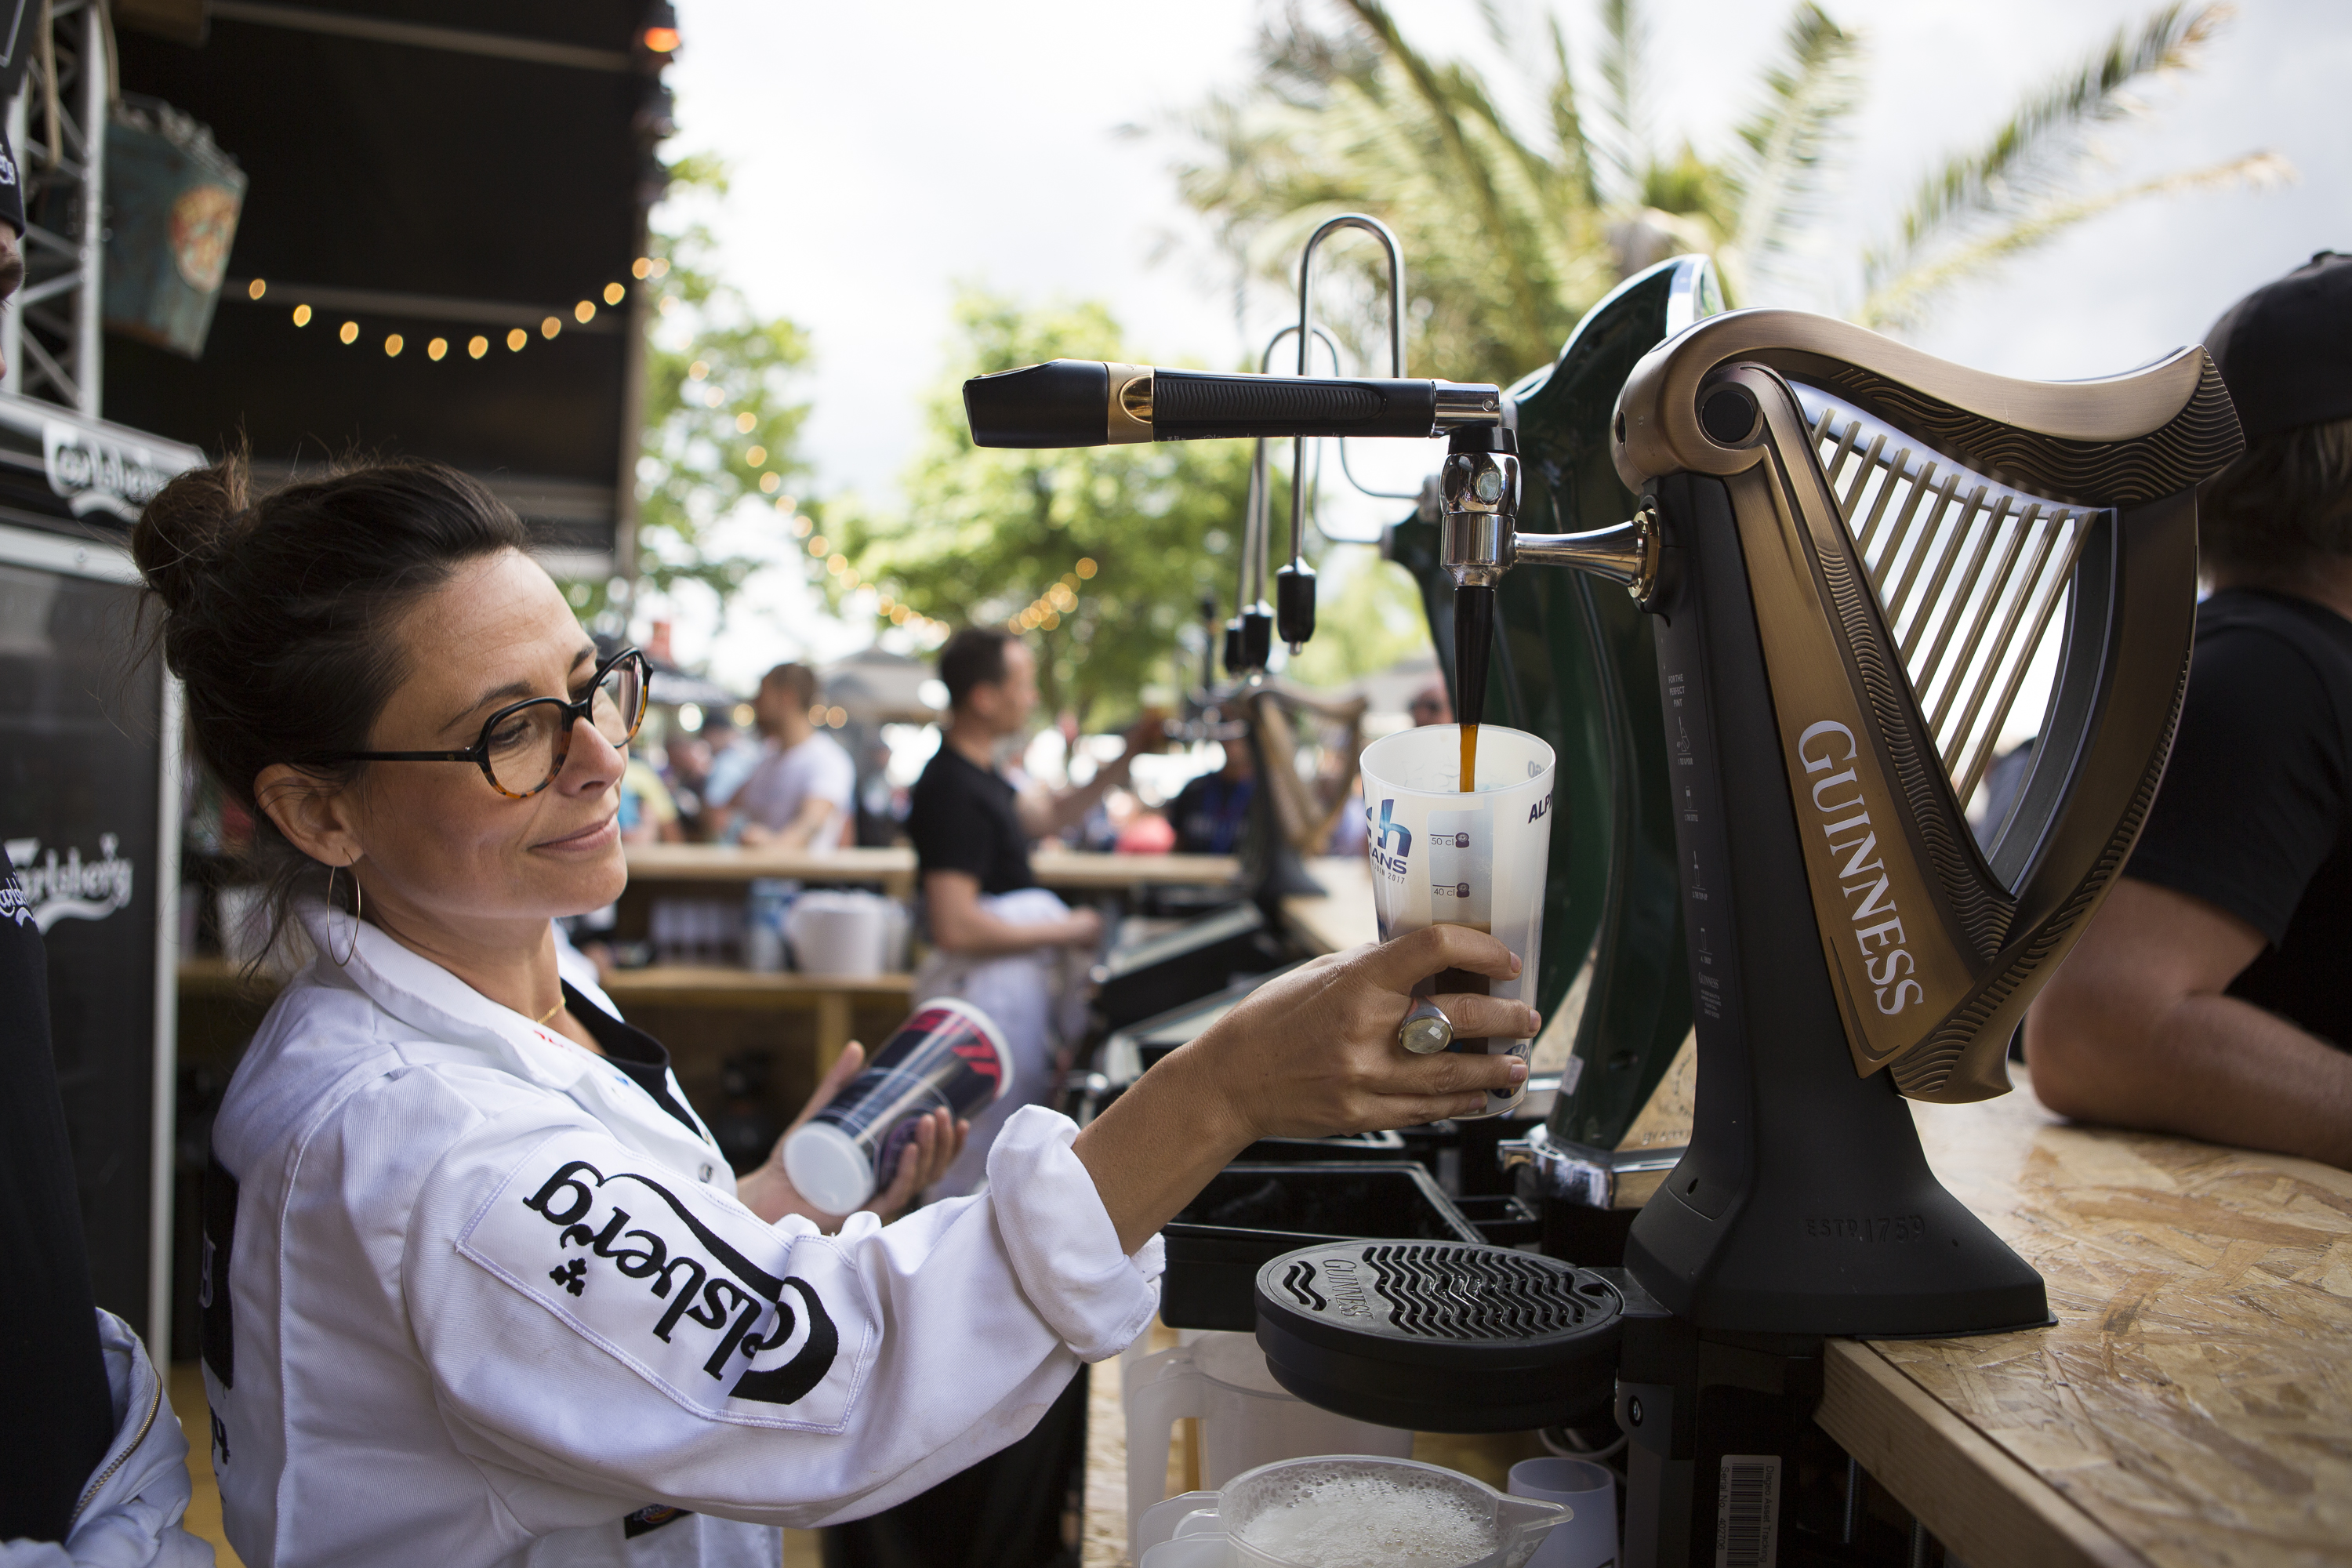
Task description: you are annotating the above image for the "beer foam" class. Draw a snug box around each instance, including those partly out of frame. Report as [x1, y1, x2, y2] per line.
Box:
[1234, 1470, 1498, 1567]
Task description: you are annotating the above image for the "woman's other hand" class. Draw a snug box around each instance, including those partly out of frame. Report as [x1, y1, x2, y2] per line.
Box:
[1073, 924, 1537, 1254]
[737, 1040, 969, 1229]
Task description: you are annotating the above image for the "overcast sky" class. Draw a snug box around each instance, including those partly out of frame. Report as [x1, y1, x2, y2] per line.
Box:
[657, 0, 2347, 686]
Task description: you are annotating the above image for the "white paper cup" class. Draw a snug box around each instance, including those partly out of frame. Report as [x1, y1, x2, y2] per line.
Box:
[1359, 723, 1555, 1117]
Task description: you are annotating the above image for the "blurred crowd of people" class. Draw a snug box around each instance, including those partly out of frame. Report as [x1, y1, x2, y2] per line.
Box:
[610, 645, 1458, 865]
[612, 658, 860, 851]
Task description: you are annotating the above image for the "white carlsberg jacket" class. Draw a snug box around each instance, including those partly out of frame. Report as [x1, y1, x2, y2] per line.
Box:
[199, 905, 1163, 1568]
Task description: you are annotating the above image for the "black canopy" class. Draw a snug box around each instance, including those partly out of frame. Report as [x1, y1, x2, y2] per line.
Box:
[103, 0, 673, 572]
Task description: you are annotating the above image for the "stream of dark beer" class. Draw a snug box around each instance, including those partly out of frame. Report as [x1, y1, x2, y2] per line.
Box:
[1454, 583, 1493, 791]
[1440, 584, 1497, 1029]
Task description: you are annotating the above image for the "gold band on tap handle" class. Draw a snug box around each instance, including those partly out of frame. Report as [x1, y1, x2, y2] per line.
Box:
[1610, 309, 2243, 1102]
[1105, 363, 1152, 443]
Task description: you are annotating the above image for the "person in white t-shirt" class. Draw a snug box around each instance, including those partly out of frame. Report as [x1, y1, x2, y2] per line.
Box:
[715, 663, 855, 849]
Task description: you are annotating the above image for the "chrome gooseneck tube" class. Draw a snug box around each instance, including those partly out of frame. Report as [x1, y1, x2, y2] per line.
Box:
[1231, 324, 1339, 676]
[1282, 214, 1410, 651]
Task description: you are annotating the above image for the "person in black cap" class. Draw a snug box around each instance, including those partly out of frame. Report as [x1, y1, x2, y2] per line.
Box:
[2030, 252, 2352, 1168]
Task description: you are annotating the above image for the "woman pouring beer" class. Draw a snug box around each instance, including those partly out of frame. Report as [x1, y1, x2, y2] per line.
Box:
[141, 458, 1536, 1568]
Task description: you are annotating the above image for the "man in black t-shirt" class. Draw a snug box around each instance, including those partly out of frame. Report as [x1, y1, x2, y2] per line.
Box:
[908, 627, 1160, 949]
[2029, 253, 2352, 1169]
[905, 629, 1156, 1193]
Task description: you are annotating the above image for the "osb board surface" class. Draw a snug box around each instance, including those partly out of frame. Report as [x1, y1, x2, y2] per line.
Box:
[1883, 1074, 2352, 1567]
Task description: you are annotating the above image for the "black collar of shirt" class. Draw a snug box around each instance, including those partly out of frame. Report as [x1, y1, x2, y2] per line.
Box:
[561, 981, 702, 1138]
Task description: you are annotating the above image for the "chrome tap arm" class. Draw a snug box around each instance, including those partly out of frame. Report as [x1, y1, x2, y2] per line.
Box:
[1515, 506, 1661, 601]
[1438, 434, 1661, 604]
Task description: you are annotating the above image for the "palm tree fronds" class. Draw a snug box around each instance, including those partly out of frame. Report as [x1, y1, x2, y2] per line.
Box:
[1857, 148, 2292, 333]
[1595, 0, 1650, 205]
[1339, 0, 1553, 339]
[1546, 13, 1600, 210]
[1155, 0, 2279, 389]
[1866, 3, 2230, 292]
[1721, 2, 1866, 296]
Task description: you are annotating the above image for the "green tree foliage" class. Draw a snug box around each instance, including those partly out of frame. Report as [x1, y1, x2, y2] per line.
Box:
[568, 154, 815, 626]
[1165, 0, 2281, 387]
[823, 291, 1259, 728]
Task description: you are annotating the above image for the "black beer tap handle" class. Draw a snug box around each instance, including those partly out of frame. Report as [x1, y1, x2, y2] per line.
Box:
[1151, 371, 1439, 441]
[964, 360, 1504, 448]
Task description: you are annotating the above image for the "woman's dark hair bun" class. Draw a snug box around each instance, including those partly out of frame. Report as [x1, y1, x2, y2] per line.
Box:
[132, 452, 252, 613]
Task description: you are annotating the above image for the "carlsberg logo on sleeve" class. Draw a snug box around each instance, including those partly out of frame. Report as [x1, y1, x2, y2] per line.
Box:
[459, 1132, 873, 1431]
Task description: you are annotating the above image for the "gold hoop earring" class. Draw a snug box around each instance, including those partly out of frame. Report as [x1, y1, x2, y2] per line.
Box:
[327, 860, 362, 967]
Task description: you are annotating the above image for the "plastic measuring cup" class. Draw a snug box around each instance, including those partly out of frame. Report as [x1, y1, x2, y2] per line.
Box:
[1136, 1453, 1568, 1568]
[1124, 1333, 1413, 1552]
[1358, 723, 1556, 1117]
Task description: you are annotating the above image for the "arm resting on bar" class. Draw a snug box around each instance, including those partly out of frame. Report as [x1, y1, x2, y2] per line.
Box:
[2024, 878, 2352, 1169]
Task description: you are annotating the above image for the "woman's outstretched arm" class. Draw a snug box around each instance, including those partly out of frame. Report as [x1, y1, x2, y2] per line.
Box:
[1074, 925, 1537, 1254]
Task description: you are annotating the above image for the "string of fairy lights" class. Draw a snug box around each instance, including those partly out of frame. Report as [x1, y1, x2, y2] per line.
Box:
[1007, 561, 1098, 633]
[244, 256, 1105, 648]
[244, 255, 674, 363]
[782, 509, 1102, 647]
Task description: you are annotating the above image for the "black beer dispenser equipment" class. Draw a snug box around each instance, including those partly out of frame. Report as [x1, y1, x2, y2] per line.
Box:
[965, 277, 2241, 1562]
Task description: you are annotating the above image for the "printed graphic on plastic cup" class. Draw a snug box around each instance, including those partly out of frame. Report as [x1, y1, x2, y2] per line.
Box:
[782, 997, 1012, 1213]
[1360, 723, 1555, 1117]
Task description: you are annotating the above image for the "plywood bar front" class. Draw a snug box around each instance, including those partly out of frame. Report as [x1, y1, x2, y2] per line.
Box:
[1029, 848, 1240, 891]
[599, 967, 916, 1076]
[623, 843, 920, 898]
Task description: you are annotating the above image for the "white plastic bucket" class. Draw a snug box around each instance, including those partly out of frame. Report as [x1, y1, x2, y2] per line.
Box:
[1137, 1453, 1569, 1568]
[1123, 1333, 1412, 1553]
[786, 890, 904, 976]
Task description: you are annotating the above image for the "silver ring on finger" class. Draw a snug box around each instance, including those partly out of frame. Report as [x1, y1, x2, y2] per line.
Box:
[1398, 998, 1454, 1055]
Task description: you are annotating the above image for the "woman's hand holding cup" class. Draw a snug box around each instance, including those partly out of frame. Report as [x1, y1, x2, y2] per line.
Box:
[1073, 925, 1537, 1255]
[1187, 924, 1538, 1142]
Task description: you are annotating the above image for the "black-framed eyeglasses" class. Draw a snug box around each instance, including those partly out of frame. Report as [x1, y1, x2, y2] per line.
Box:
[308, 648, 651, 800]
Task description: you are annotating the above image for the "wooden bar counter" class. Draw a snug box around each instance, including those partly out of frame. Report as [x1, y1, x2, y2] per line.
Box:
[1279, 855, 1380, 954]
[1277, 855, 2349, 1567]
[1833, 1082, 2351, 1568]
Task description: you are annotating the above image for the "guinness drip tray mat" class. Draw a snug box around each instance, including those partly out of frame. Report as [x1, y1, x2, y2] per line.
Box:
[1160, 1162, 1481, 1332]
[1254, 1240, 1624, 1432]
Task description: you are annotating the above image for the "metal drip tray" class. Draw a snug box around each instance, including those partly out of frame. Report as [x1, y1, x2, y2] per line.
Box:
[1254, 1240, 1624, 1432]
